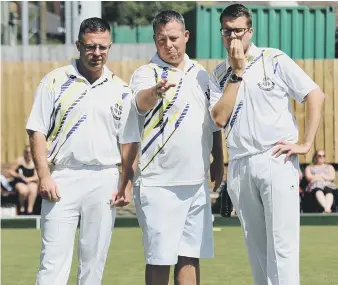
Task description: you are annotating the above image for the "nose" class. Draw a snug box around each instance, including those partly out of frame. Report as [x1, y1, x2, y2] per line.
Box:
[93, 46, 101, 56]
[165, 39, 173, 49]
[229, 31, 237, 39]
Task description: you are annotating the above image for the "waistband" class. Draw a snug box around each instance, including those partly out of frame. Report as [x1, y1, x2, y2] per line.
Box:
[50, 164, 118, 171]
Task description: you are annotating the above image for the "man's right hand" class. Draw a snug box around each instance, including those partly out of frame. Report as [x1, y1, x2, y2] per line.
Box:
[228, 39, 245, 75]
[152, 79, 176, 99]
[39, 176, 61, 201]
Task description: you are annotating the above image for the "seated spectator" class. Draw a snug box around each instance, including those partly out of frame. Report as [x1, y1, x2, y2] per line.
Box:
[7, 145, 38, 215]
[305, 150, 336, 213]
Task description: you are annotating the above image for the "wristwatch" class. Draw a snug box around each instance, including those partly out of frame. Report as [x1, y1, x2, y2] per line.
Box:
[229, 73, 243, 83]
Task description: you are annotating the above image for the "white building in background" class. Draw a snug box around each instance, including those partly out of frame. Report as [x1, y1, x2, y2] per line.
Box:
[268, 1, 299, 6]
[69, 1, 102, 43]
[78, 1, 102, 23]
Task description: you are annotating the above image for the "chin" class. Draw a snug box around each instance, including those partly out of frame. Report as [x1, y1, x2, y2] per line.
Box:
[88, 64, 103, 72]
[168, 55, 181, 63]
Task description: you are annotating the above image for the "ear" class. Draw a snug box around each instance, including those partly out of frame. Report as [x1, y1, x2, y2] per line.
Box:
[184, 30, 190, 43]
[153, 34, 156, 43]
[248, 28, 254, 41]
[76, 40, 80, 52]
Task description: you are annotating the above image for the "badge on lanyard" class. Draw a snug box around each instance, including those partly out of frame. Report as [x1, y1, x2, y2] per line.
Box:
[257, 53, 275, 91]
[257, 77, 275, 91]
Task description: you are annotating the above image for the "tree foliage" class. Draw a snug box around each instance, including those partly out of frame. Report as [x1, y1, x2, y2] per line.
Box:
[102, 1, 196, 26]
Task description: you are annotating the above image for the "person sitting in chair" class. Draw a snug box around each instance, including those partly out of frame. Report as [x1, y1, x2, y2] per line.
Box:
[305, 150, 336, 213]
[7, 145, 38, 215]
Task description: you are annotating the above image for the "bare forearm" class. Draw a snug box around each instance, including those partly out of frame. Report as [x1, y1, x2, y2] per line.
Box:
[28, 131, 50, 180]
[321, 175, 334, 181]
[211, 81, 241, 128]
[303, 88, 325, 148]
[212, 131, 224, 162]
[26, 176, 39, 183]
[136, 87, 159, 112]
[322, 169, 335, 181]
[8, 170, 20, 178]
[120, 143, 139, 189]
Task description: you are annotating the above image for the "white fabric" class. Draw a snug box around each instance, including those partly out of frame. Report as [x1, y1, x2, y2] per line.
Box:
[130, 53, 218, 187]
[26, 60, 140, 167]
[209, 44, 318, 161]
[36, 165, 119, 285]
[133, 180, 214, 265]
[227, 149, 300, 285]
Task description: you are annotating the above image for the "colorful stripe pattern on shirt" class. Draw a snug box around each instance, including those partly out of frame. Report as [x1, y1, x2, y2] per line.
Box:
[140, 63, 194, 171]
[47, 75, 110, 163]
[223, 51, 265, 135]
[49, 114, 87, 162]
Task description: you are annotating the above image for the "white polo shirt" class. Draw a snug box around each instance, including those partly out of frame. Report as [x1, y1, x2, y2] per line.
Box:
[130, 53, 218, 186]
[26, 60, 140, 167]
[209, 44, 318, 161]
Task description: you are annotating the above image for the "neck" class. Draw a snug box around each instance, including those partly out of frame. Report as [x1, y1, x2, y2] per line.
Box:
[160, 54, 185, 71]
[244, 43, 251, 56]
[174, 60, 185, 71]
[76, 59, 103, 84]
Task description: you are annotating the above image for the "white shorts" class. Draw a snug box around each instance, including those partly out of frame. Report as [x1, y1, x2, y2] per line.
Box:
[133, 180, 214, 265]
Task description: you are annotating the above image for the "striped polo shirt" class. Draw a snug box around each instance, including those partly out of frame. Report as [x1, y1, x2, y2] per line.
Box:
[26, 60, 140, 166]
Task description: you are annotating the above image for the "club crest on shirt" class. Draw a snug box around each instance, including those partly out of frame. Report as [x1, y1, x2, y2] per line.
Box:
[110, 103, 122, 121]
[257, 77, 275, 91]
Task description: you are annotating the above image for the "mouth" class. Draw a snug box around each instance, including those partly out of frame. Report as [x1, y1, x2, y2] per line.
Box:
[89, 58, 102, 65]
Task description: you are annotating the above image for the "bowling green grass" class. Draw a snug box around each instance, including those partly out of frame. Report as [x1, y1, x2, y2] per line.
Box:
[2, 226, 338, 285]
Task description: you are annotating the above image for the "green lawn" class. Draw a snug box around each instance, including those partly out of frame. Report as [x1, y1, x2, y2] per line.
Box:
[2, 226, 338, 285]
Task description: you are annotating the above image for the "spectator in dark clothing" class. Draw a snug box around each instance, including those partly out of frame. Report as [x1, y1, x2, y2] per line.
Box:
[7, 145, 38, 215]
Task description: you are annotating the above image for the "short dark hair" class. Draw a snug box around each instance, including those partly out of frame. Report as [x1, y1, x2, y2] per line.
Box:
[78, 17, 111, 40]
[152, 10, 185, 33]
[219, 4, 252, 28]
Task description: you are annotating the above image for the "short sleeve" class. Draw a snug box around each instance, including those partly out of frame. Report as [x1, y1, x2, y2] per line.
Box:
[209, 71, 223, 112]
[196, 68, 221, 132]
[129, 65, 158, 116]
[276, 53, 318, 103]
[26, 77, 55, 136]
[129, 65, 157, 97]
[118, 89, 141, 144]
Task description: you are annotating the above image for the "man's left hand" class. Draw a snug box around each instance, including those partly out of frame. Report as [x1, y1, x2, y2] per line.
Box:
[111, 187, 131, 207]
[210, 159, 224, 192]
[272, 140, 311, 163]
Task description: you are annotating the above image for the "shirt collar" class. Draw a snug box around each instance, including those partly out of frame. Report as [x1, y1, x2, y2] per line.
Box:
[150, 53, 194, 72]
[66, 59, 111, 81]
[245, 43, 261, 62]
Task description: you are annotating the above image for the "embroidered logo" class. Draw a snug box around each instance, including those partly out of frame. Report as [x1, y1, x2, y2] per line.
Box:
[257, 77, 275, 91]
[110, 103, 122, 121]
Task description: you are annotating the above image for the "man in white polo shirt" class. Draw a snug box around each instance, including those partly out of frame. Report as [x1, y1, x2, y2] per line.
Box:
[26, 18, 140, 285]
[130, 10, 224, 285]
[209, 4, 325, 285]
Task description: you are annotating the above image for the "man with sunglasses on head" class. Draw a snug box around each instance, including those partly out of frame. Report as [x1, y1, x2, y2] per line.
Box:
[209, 4, 325, 285]
[26, 17, 140, 285]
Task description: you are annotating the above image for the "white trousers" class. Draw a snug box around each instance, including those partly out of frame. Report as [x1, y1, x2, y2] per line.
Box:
[36, 165, 118, 285]
[227, 150, 300, 285]
[133, 180, 214, 265]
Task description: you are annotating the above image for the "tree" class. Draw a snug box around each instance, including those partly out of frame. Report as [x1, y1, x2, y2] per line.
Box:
[102, 2, 196, 26]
